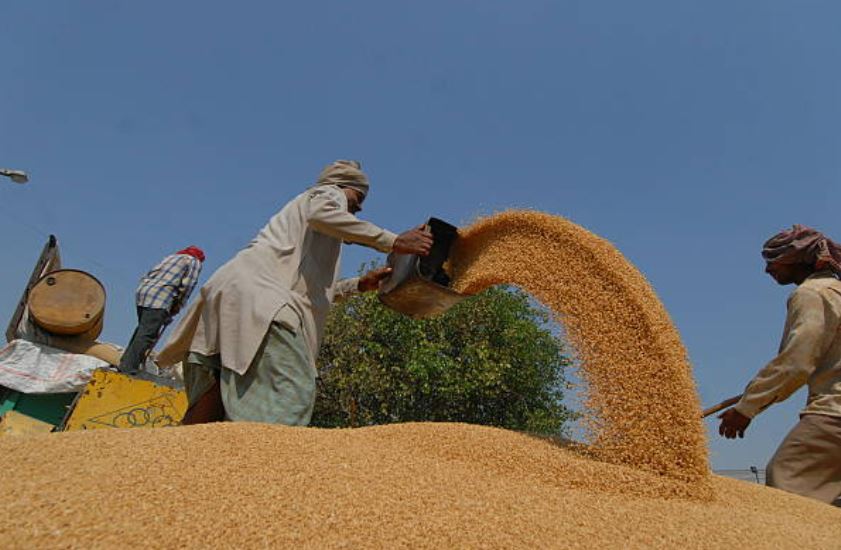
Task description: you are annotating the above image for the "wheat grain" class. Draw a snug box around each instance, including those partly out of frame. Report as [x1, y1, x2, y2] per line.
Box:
[449, 211, 708, 488]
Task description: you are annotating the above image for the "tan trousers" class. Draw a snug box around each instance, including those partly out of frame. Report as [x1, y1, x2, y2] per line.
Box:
[766, 413, 841, 505]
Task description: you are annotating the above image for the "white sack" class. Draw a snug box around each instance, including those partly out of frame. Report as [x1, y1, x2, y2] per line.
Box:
[0, 339, 109, 394]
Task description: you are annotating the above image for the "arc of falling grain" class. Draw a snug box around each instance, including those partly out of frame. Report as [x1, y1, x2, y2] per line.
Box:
[449, 211, 710, 484]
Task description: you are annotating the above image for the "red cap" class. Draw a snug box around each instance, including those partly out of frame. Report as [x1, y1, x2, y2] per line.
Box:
[177, 246, 205, 262]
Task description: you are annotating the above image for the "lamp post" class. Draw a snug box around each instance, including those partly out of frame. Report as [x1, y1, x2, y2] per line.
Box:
[0, 168, 29, 184]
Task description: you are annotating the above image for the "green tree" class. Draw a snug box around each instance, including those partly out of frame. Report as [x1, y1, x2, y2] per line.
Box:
[312, 271, 575, 437]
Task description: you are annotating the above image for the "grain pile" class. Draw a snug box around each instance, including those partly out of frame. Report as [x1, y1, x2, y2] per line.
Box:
[2, 422, 840, 548]
[449, 211, 709, 486]
[6, 209, 840, 548]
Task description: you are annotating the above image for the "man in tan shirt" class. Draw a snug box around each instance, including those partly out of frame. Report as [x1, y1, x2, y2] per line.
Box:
[157, 160, 432, 425]
[719, 224, 841, 504]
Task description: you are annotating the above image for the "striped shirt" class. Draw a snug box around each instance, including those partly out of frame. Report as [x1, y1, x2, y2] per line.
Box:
[136, 254, 202, 311]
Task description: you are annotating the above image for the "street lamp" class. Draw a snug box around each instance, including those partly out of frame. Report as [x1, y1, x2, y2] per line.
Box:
[0, 168, 29, 184]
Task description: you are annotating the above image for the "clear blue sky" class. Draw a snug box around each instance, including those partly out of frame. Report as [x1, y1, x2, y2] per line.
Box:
[2, 2, 839, 470]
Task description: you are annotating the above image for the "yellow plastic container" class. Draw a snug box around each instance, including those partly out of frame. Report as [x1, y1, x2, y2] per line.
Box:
[0, 410, 54, 436]
[62, 369, 187, 431]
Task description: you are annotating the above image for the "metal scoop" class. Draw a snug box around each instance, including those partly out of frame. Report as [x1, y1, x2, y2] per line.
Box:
[378, 217, 468, 319]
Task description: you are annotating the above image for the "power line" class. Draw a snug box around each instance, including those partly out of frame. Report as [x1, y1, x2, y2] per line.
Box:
[0, 201, 138, 295]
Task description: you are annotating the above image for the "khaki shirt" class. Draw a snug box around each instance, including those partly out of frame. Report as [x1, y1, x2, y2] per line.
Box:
[157, 185, 397, 375]
[735, 271, 841, 419]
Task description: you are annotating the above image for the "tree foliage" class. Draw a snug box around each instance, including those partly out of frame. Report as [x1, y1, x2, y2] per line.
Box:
[312, 272, 575, 437]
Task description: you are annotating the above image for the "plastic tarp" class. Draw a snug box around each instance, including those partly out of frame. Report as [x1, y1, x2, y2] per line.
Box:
[0, 339, 109, 394]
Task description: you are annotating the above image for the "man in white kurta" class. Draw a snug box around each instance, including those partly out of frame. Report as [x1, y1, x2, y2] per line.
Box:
[719, 225, 841, 505]
[157, 160, 432, 424]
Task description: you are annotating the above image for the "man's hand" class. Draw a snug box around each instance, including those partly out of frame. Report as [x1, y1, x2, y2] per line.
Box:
[358, 267, 393, 292]
[393, 225, 433, 256]
[718, 408, 751, 439]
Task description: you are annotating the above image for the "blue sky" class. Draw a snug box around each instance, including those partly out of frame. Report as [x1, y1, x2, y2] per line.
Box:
[2, 2, 839, 470]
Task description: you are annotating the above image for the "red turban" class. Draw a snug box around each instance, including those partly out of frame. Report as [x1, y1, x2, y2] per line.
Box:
[762, 225, 841, 277]
[177, 246, 206, 262]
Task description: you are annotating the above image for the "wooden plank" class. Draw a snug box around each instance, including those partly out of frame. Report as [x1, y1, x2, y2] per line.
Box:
[5, 235, 61, 343]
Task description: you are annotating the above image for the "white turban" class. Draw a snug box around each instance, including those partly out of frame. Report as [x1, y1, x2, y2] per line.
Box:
[315, 160, 369, 199]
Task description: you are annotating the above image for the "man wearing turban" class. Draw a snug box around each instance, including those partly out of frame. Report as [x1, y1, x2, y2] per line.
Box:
[157, 161, 432, 426]
[719, 224, 841, 505]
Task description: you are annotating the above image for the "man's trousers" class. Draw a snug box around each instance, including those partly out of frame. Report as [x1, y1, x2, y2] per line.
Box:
[766, 413, 841, 505]
[182, 320, 315, 426]
[119, 306, 170, 373]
